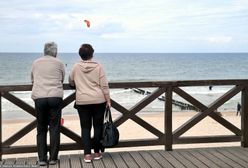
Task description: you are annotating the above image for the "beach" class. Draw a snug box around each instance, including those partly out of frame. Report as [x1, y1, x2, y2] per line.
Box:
[1, 111, 241, 159]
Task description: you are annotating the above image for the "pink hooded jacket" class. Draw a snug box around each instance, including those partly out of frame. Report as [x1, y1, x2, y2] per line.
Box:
[69, 61, 110, 105]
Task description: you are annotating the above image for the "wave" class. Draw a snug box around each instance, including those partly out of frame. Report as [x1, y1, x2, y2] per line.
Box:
[179, 86, 233, 95]
[111, 88, 132, 94]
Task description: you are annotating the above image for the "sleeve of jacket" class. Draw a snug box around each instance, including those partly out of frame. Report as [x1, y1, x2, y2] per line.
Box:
[61, 62, 66, 83]
[99, 64, 110, 103]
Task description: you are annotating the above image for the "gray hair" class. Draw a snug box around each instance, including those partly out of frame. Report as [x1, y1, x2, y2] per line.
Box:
[44, 42, 57, 57]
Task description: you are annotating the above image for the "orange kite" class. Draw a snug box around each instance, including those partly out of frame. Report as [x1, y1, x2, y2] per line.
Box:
[84, 20, 90, 28]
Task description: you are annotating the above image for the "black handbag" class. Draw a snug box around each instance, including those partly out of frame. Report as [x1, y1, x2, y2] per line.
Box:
[100, 107, 119, 147]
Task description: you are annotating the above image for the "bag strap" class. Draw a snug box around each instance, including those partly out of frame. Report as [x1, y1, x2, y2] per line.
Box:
[104, 107, 113, 123]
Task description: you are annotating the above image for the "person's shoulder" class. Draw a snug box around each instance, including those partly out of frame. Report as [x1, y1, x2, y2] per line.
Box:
[32, 56, 45, 64]
[55, 58, 64, 64]
[48, 57, 64, 65]
[73, 61, 81, 67]
[91, 60, 102, 67]
[89, 61, 103, 71]
[71, 62, 82, 70]
[97, 62, 105, 69]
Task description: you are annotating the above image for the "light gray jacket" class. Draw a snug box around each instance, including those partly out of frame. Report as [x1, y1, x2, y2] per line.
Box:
[31, 55, 65, 99]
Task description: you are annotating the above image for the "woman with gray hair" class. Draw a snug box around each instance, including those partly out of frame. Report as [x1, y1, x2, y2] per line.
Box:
[31, 42, 65, 166]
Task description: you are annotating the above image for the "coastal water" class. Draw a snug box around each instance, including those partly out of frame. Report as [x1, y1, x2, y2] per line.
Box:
[0, 53, 247, 119]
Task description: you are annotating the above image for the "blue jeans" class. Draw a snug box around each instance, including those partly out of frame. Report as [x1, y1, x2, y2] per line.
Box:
[77, 102, 106, 155]
[34, 97, 62, 161]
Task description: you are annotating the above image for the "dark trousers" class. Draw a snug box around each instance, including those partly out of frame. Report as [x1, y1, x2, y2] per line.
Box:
[34, 97, 62, 161]
[77, 102, 106, 155]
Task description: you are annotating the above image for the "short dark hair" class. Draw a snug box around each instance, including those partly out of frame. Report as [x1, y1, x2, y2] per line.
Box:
[78, 44, 94, 60]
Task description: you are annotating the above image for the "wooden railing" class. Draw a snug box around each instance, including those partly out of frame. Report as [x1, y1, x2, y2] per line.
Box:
[0, 79, 248, 159]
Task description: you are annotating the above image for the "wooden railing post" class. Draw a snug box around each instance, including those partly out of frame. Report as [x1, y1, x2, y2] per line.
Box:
[0, 92, 2, 160]
[241, 85, 248, 147]
[164, 86, 173, 151]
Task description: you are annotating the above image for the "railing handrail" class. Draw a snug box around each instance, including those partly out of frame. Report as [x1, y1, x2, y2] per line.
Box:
[1, 79, 248, 91]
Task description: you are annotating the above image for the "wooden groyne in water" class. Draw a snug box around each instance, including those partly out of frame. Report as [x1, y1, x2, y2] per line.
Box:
[132, 88, 199, 111]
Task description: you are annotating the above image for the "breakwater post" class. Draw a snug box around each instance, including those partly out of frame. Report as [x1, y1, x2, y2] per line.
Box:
[132, 88, 199, 111]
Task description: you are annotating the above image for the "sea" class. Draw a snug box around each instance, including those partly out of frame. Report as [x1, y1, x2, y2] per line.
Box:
[0, 53, 247, 120]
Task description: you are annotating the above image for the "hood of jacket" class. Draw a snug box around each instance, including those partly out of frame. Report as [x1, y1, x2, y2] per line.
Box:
[78, 61, 99, 73]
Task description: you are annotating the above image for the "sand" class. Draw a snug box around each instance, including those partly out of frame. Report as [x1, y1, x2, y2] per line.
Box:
[1, 111, 241, 159]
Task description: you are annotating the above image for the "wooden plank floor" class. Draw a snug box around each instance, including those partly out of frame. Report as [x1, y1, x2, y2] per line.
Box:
[1, 147, 248, 168]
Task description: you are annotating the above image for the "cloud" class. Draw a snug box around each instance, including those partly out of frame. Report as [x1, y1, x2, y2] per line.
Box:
[207, 36, 232, 44]
[0, 0, 247, 52]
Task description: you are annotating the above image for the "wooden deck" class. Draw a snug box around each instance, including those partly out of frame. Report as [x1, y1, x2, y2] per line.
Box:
[1, 147, 248, 168]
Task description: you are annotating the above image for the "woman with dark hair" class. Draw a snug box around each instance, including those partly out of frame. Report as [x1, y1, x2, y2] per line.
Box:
[31, 42, 65, 166]
[69, 44, 111, 163]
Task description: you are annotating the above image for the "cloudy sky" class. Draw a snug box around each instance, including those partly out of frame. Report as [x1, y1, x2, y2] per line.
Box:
[0, 0, 247, 53]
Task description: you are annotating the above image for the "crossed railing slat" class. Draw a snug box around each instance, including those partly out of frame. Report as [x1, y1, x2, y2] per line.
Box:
[173, 85, 242, 138]
[1, 92, 81, 147]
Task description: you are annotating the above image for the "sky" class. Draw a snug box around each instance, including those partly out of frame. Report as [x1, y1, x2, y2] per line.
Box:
[0, 0, 248, 53]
